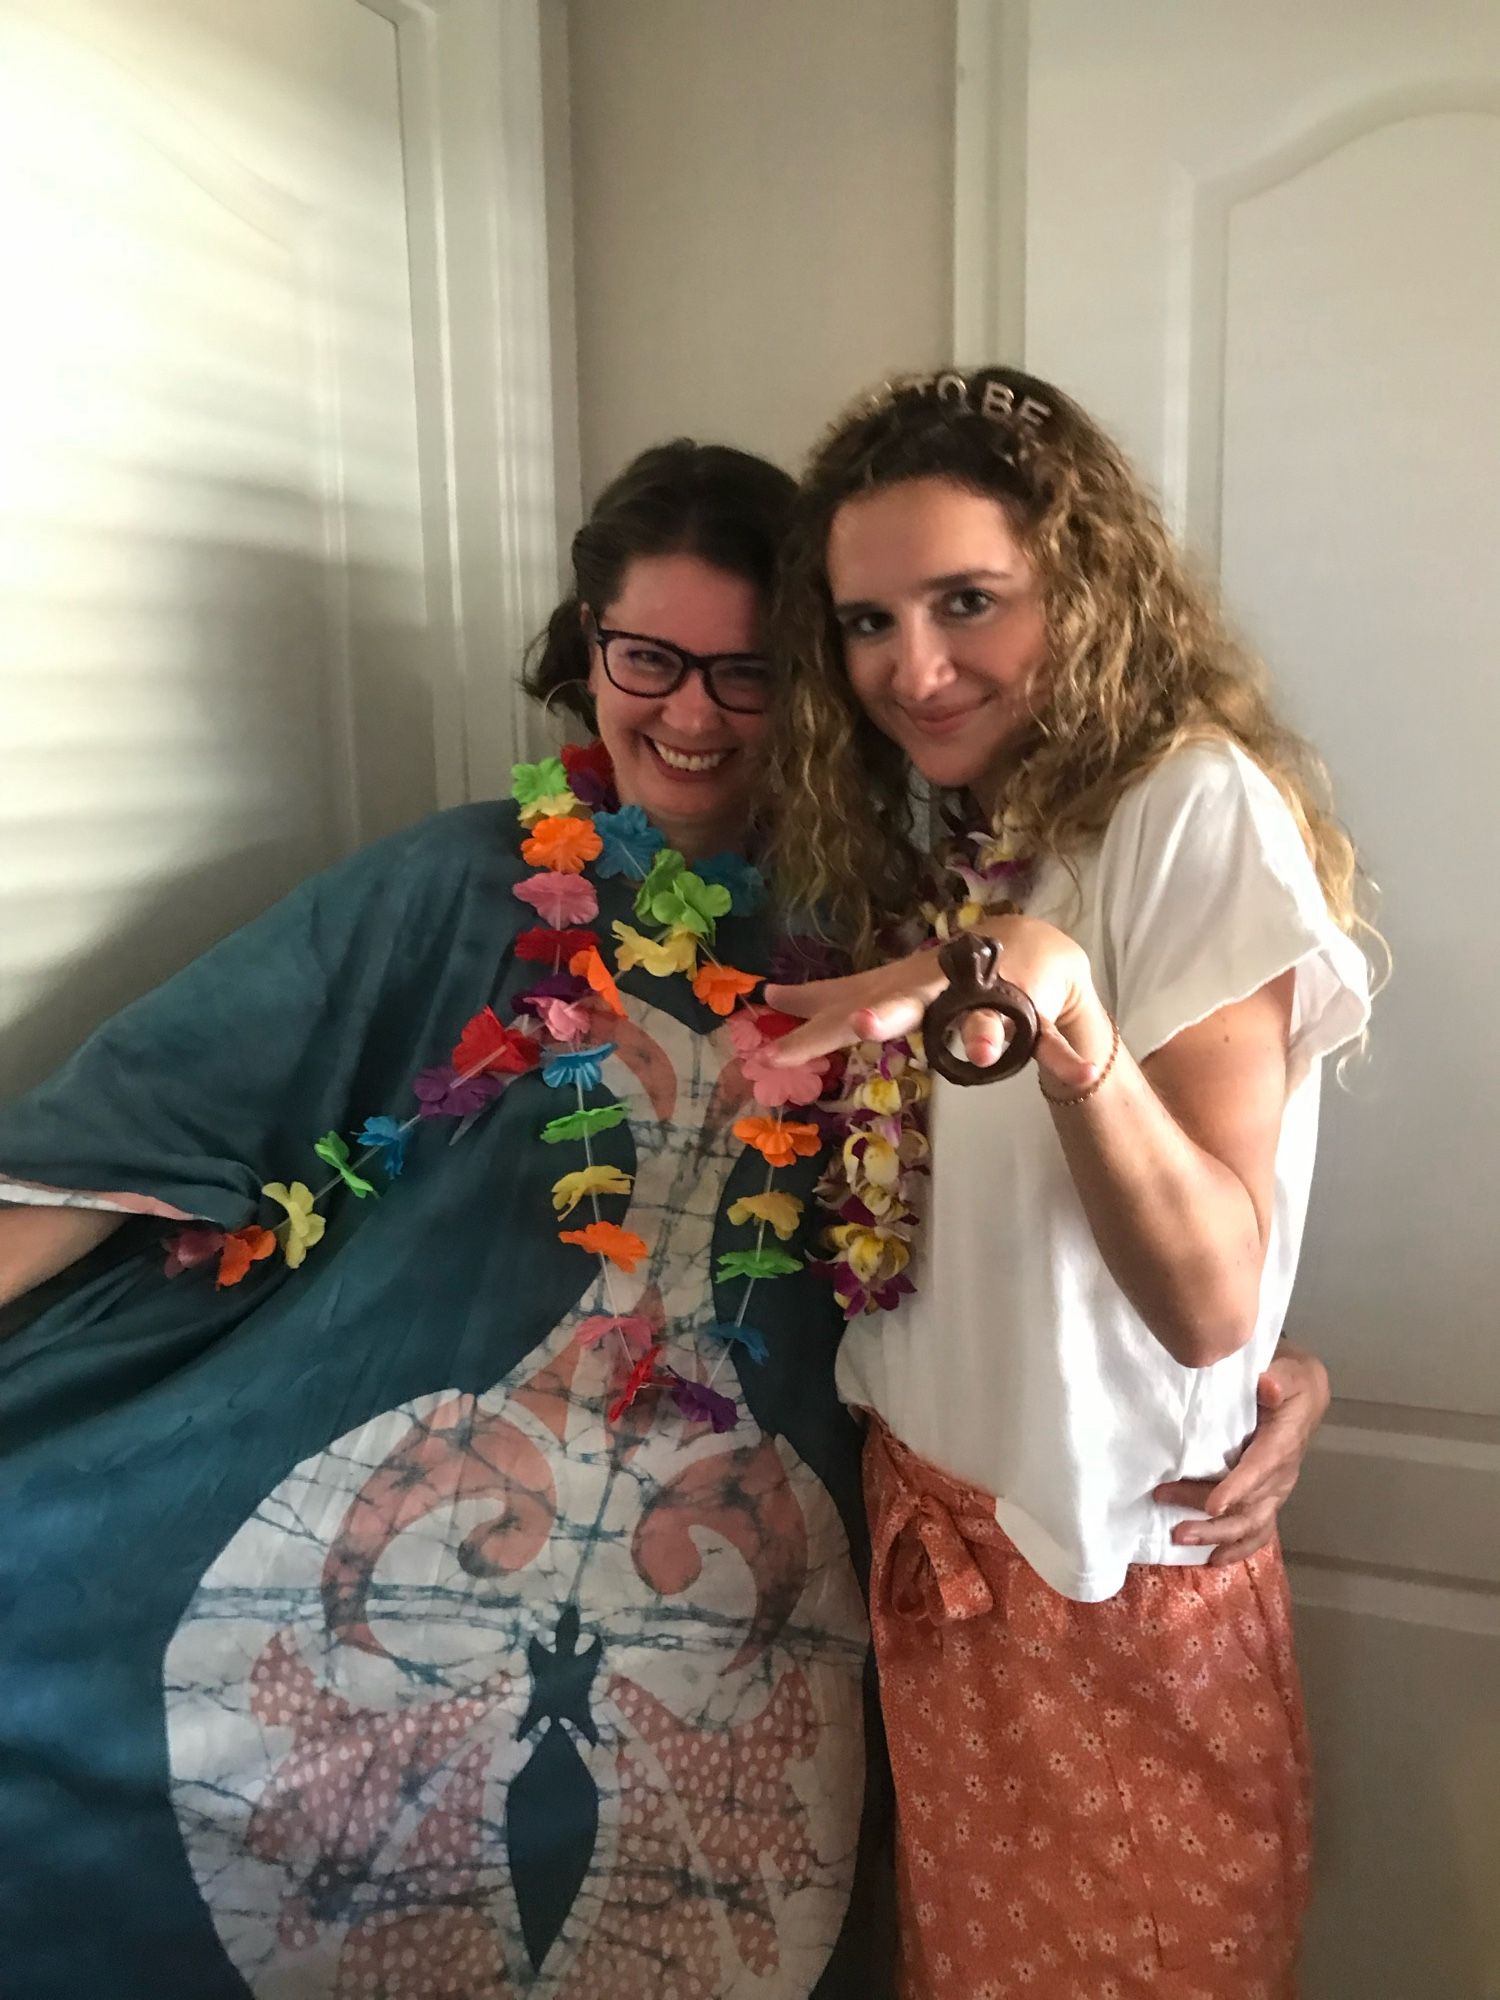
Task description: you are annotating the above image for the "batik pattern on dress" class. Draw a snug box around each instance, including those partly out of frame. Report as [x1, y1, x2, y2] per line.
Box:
[166, 997, 869, 1997]
[0, 803, 887, 2000]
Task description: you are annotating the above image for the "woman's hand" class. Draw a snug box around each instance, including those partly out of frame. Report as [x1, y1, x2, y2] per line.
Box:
[762, 915, 1109, 1095]
[1153, 1341, 1330, 1563]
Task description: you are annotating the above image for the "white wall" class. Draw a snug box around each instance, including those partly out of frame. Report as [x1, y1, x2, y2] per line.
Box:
[565, 0, 957, 493]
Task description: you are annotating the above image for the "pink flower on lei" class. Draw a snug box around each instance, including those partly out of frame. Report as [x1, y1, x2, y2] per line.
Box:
[513, 871, 599, 928]
[537, 995, 593, 1044]
[728, 1006, 827, 1108]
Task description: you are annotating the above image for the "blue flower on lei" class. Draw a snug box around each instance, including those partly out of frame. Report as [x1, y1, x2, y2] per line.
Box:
[695, 851, 765, 916]
[704, 1319, 769, 1365]
[592, 804, 664, 880]
[542, 1042, 617, 1091]
[356, 1114, 410, 1175]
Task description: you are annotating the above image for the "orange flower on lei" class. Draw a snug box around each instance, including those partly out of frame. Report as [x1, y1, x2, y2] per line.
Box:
[732, 1116, 821, 1169]
[216, 1225, 277, 1288]
[570, 944, 624, 1016]
[692, 962, 759, 1016]
[522, 814, 603, 875]
[557, 1220, 649, 1272]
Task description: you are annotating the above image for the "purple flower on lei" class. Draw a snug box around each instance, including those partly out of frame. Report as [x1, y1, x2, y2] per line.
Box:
[413, 1065, 504, 1120]
[816, 1260, 917, 1317]
[568, 765, 615, 809]
[669, 1374, 739, 1433]
[513, 970, 590, 1018]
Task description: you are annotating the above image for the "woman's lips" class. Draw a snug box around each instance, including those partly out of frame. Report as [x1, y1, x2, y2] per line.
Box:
[643, 735, 735, 776]
[897, 703, 986, 738]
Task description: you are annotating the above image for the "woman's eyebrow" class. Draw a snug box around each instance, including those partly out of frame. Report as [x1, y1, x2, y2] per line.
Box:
[833, 567, 1020, 615]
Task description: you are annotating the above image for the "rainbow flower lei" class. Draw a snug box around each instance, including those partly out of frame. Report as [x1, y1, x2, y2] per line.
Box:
[160, 741, 830, 1439]
[813, 820, 1034, 1319]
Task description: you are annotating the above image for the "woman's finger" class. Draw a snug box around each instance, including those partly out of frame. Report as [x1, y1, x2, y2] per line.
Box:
[1152, 1477, 1217, 1514]
[1032, 1014, 1099, 1094]
[1207, 1526, 1278, 1566]
[763, 1012, 865, 1064]
[959, 1009, 1013, 1068]
[762, 976, 863, 1019]
[768, 1000, 925, 1064]
[1198, 1415, 1302, 1522]
[856, 997, 928, 1043]
[1171, 1501, 1273, 1548]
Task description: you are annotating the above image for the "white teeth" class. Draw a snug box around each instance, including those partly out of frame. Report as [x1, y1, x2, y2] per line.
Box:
[650, 740, 730, 773]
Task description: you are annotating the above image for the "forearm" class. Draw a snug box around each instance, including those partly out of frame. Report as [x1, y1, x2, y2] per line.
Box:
[1044, 996, 1268, 1367]
[0, 1204, 124, 1310]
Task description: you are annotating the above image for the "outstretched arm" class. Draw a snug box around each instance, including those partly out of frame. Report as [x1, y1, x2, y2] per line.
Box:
[766, 914, 1293, 1369]
[0, 1204, 123, 1311]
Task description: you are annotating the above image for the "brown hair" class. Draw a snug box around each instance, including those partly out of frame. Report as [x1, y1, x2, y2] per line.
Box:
[523, 439, 796, 731]
[766, 366, 1379, 971]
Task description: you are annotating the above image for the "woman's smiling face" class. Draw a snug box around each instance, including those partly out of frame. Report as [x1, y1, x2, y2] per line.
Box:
[588, 552, 770, 860]
[827, 476, 1049, 808]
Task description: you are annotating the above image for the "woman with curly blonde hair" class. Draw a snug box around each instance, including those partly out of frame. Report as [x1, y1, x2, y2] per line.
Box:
[761, 366, 1375, 1997]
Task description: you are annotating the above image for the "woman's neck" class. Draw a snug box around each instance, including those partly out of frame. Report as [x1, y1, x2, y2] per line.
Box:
[641, 807, 750, 864]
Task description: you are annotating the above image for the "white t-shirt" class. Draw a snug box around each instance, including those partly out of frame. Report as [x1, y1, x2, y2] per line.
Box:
[835, 740, 1371, 1602]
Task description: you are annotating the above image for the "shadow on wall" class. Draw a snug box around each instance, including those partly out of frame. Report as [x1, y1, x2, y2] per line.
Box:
[2, 474, 431, 1100]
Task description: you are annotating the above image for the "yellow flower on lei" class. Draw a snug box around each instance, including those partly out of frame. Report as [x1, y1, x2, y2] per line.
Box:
[517, 786, 579, 826]
[973, 828, 1027, 871]
[262, 1180, 327, 1269]
[826, 1222, 910, 1285]
[844, 1131, 900, 1190]
[853, 1074, 903, 1115]
[611, 920, 699, 977]
[551, 1164, 633, 1217]
[727, 1190, 804, 1241]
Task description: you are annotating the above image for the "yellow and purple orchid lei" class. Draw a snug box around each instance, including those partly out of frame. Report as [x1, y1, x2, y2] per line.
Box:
[813, 821, 1034, 1318]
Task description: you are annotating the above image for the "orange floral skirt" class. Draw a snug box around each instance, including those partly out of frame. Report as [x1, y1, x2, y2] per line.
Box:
[864, 1417, 1311, 2000]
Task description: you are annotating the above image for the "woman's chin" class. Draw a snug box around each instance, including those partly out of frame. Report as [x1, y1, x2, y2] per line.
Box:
[905, 742, 988, 793]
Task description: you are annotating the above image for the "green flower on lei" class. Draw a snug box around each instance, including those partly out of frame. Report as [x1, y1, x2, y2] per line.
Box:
[634, 851, 732, 939]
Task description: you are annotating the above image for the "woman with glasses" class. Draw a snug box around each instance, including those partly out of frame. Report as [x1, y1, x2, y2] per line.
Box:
[0, 441, 891, 2000]
[0, 436, 1325, 2000]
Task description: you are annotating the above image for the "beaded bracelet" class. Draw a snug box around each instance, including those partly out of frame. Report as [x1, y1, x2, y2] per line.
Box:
[1038, 1011, 1121, 1108]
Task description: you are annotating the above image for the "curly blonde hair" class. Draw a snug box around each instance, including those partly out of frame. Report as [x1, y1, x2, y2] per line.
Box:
[766, 366, 1379, 973]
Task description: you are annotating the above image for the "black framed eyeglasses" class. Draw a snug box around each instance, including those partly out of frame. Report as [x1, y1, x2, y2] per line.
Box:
[587, 616, 774, 715]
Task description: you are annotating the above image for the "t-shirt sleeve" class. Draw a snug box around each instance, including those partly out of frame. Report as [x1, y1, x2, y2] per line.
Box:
[1093, 741, 1370, 1075]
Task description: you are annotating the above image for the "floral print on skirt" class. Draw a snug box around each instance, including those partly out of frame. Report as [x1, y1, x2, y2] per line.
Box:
[864, 1417, 1311, 2000]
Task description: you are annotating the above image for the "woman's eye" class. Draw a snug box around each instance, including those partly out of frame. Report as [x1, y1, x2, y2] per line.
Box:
[943, 588, 995, 620]
[624, 645, 676, 671]
[840, 611, 889, 641]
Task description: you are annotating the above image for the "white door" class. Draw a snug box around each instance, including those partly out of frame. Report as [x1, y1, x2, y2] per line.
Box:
[958, 3, 1500, 1992]
[0, 0, 433, 1096]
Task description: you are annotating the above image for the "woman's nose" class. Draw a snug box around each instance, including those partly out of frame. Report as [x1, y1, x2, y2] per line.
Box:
[889, 618, 955, 699]
[658, 664, 723, 734]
